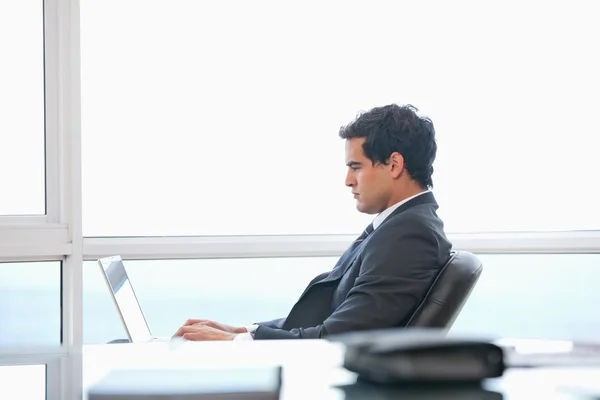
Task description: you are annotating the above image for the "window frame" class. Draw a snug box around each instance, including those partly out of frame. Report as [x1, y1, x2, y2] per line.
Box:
[0, 1, 82, 400]
[82, 230, 600, 262]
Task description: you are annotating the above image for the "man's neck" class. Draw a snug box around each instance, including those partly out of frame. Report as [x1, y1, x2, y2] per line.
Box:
[373, 189, 430, 230]
[387, 184, 427, 209]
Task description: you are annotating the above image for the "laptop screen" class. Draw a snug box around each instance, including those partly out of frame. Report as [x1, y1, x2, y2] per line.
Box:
[98, 256, 153, 343]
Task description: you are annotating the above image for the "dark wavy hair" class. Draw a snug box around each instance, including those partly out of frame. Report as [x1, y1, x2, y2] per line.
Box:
[339, 104, 437, 189]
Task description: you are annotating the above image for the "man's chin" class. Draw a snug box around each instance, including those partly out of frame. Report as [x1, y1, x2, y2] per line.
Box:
[355, 203, 370, 214]
[356, 202, 379, 215]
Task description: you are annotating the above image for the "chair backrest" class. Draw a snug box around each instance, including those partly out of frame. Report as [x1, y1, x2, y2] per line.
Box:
[405, 251, 482, 331]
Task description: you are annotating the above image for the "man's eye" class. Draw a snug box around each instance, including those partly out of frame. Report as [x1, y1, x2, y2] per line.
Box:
[352, 167, 359, 172]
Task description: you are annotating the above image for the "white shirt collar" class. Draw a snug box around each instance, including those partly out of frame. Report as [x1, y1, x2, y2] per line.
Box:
[372, 190, 431, 230]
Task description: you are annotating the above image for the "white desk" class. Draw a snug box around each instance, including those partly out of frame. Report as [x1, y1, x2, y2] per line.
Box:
[83, 339, 600, 399]
[83, 339, 352, 399]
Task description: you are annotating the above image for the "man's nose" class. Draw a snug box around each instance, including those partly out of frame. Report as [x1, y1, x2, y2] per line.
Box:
[345, 170, 355, 187]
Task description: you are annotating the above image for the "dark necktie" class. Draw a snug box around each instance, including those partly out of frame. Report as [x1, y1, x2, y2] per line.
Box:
[325, 222, 374, 276]
[353, 223, 374, 245]
[345, 222, 374, 255]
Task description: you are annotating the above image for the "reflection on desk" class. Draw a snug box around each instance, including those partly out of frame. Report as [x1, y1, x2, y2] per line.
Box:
[338, 381, 503, 400]
[88, 367, 282, 400]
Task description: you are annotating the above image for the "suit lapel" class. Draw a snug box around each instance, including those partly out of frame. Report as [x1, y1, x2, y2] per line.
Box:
[322, 238, 369, 282]
[324, 192, 439, 281]
[303, 192, 439, 289]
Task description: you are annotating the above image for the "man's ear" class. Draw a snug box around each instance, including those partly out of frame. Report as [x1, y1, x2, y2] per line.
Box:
[389, 152, 405, 179]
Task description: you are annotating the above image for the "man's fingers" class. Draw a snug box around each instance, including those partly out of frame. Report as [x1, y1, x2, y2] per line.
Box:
[181, 326, 200, 333]
[173, 324, 221, 339]
[182, 326, 213, 341]
[172, 326, 187, 337]
[179, 326, 234, 341]
[191, 321, 227, 331]
[182, 332, 204, 341]
[174, 325, 203, 337]
[184, 319, 208, 326]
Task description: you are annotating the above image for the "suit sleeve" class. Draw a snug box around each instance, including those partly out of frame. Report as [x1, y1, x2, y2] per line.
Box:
[255, 318, 286, 329]
[253, 223, 442, 340]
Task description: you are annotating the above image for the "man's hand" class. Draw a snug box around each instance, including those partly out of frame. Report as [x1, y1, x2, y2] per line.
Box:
[173, 324, 238, 341]
[180, 319, 247, 334]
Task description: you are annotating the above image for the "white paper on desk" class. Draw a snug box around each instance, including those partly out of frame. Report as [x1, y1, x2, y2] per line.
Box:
[87, 367, 281, 400]
[496, 338, 600, 368]
[494, 338, 574, 354]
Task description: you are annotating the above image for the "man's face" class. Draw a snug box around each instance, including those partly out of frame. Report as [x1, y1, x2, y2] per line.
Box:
[344, 138, 392, 215]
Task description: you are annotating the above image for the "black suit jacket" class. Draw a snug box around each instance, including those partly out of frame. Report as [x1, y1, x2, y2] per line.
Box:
[253, 192, 452, 340]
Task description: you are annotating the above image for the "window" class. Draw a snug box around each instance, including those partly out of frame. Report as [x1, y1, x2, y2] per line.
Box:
[81, 1, 599, 237]
[0, 262, 61, 348]
[83, 253, 600, 343]
[83, 257, 335, 343]
[0, 1, 45, 215]
[0, 365, 46, 400]
[452, 254, 600, 339]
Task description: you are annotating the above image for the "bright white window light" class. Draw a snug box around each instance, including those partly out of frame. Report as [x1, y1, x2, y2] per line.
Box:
[81, 1, 600, 236]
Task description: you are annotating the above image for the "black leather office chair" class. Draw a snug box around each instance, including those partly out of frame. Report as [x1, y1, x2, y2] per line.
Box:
[405, 251, 482, 331]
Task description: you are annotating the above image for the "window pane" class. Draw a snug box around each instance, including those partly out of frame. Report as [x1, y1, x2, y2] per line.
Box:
[0, 365, 46, 400]
[452, 254, 600, 339]
[0, 1, 45, 215]
[85, 254, 600, 343]
[81, 1, 599, 236]
[0, 262, 61, 348]
[83, 257, 335, 344]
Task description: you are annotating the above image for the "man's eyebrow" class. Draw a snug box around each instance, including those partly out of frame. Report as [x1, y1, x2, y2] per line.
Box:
[346, 161, 362, 167]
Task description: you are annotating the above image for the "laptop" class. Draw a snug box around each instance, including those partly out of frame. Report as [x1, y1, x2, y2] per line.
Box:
[98, 255, 171, 343]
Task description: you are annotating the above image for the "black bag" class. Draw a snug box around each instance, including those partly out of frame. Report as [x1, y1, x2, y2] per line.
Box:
[329, 328, 505, 384]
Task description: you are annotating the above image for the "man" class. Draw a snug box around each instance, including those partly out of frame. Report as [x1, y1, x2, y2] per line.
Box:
[173, 104, 452, 340]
